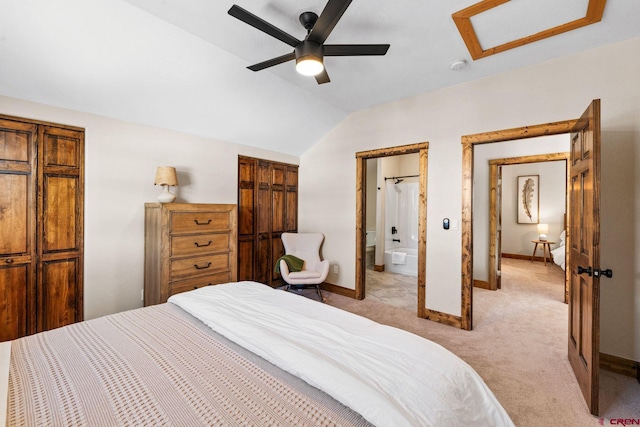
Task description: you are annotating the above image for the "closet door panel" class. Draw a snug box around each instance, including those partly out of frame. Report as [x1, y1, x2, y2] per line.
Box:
[256, 161, 271, 283]
[238, 159, 255, 236]
[0, 174, 29, 254]
[271, 237, 284, 283]
[237, 158, 256, 280]
[0, 126, 30, 161]
[43, 175, 79, 252]
[40, 259, 80, 331]
[271, 164, 285, 233]
[285, 166, 298, 232]
[237, 240, 254, 281]
[0, 265, 31, 341]
[42, 129, 81, 169]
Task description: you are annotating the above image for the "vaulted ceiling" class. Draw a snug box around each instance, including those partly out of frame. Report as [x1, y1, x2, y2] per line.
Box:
[1, 0, 639, 155]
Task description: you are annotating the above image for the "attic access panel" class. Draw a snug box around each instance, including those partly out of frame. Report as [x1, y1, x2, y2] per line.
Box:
[452, 0, 607, 60]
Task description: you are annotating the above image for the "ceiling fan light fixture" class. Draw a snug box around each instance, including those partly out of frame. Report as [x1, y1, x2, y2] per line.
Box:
[296, 56, 324, 76]
[295, 41, 324, 76]
[228, 3, 390, 84]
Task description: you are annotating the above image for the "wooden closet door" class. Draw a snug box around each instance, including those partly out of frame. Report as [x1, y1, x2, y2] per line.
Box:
[237, 156, 298, 287]
[0, 119, 37, 341]
[37, 126, 84, 332]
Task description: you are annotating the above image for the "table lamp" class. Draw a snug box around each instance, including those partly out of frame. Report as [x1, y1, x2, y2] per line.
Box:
[537, 223, 549, 241]
[154, 166, 178, 203]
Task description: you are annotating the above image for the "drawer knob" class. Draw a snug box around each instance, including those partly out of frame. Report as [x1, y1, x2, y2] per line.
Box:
[194, 240, 212, 248]
[194, 219, 212, 225]
[194, 262, 212, 270]
[5, 259, 14, 264]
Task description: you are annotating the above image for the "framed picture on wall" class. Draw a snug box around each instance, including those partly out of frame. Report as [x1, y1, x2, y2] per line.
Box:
[517, 175, 539, 224]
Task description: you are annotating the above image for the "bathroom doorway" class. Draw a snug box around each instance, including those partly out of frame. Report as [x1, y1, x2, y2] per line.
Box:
[355, 143, 427, 317]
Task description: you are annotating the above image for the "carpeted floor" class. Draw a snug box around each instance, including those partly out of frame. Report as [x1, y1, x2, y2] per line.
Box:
[311, 258, 640, 426]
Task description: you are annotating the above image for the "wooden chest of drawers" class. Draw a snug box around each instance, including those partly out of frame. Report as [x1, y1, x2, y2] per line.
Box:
[144, 203, 237, 305]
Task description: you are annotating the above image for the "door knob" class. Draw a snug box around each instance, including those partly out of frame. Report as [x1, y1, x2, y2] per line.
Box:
[577, 266, 592, 276]
[593, 268, 613, 278]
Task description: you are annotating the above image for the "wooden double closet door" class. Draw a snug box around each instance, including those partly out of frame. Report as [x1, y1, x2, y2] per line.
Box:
[237, 156, 298, 288]
[0, 115, 84, 341]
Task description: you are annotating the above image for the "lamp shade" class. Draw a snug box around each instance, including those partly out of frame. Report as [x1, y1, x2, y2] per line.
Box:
[537, 223, 549, 241]
[154, 167, 178, 186]
[296, 57, 324, 76]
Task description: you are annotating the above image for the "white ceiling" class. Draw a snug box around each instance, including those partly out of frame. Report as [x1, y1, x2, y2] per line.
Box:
[1, 0, 639, 155]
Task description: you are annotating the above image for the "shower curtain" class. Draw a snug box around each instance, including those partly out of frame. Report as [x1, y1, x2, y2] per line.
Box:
[385, 179, 419, 250]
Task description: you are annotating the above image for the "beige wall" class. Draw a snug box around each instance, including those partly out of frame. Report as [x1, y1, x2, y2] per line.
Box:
[299, 36, 640, 361]
[0, 95, 297, 321]
[501, 161, 566, 255]
[1, 36, 638, 362]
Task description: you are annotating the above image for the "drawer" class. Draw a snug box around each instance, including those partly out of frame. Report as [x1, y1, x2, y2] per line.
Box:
[170, 211, 230, 234]
[170, 253, 229, 281]
[171, 233, 229, 257]
[170, 272, 232, 296]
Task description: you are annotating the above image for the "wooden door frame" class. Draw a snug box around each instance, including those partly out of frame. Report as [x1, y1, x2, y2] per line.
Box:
[461, 120, 577, 330]
[355, 143, 429, 318]
[487, 152, 570, 302]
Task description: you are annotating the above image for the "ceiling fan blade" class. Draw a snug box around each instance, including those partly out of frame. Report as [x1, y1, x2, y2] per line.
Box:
[324, 44, 390, 56]
[308, 0, 353, 45]
[247, 52, 296, 71]
[315, 68, 331, 84]
[228, 5, 301, 47]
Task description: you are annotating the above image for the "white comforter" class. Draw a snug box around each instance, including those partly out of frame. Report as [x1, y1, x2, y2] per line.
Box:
[169, 281, 514, 427]
[551, 244, 566, 270]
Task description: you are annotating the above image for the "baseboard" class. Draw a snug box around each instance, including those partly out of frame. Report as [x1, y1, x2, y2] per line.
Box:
[600, 352, 640, 382]
[373, 264, 385, 272]
[502, 253, 550, 263]
[320, 282, 356, 299]
[422, 309, 462, 328]
[473, 280, 491, 290]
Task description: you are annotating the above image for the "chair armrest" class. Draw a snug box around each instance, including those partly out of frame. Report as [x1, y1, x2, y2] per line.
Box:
[316, 260, 330, 282]
[279, 259, 291, 280]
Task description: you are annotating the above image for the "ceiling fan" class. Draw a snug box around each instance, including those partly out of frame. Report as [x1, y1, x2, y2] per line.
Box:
[228, 0, 390, 84]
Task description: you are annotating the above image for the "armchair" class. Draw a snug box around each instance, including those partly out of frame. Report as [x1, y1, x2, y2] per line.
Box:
[279, 233, 330, 302]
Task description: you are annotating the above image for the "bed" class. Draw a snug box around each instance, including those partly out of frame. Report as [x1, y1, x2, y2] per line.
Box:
[2, 281, 514, 426]
[551, 230, 567, 270]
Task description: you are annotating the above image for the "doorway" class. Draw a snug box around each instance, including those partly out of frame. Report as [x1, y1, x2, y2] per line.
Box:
[460, 99, 603, 415]
[487, 152, 570, 303]
[355, 143, 427, 317]
[460, 120, 577, 330]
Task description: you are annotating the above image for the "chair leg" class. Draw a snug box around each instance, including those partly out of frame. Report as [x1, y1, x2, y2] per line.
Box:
[316, 285, 324, 303]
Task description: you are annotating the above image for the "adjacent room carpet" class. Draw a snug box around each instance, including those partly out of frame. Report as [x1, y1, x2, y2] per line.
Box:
[317, 258, 639, 426]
